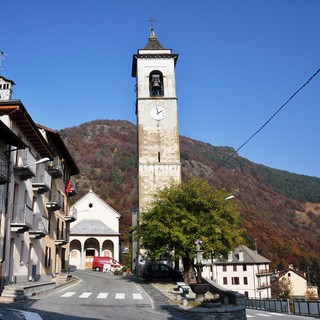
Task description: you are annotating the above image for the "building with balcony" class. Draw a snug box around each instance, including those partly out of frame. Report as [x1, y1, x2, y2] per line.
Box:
[37, 124, 79, 277]
[69, 190, 121, 270]
[0, 75, 79, 290]
[202, 244, 272, 298]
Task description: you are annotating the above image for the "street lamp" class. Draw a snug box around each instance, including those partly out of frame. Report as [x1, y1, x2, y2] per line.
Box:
[210, 194, 235, 280]
[23, 157, 50, 168]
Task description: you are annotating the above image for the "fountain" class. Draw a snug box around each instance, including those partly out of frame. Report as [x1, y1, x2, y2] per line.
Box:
[189, 239, 210, 302]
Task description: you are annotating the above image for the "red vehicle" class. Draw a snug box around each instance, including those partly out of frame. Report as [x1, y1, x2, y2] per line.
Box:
[92, 256, 123, 272]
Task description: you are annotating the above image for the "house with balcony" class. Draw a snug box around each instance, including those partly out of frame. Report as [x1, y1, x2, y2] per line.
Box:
[0, 120, 27, 289]
[202, 244, 272, 298]
[0, 75, 79, 289]
[37, 124, 79, 276]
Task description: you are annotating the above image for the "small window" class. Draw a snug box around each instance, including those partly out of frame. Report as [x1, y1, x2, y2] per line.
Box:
[244, 277, 248, 285]
[20, 241, 24, 263]
[233, 265, 237, 271]
[232, 277, 240, 285]
[243, 264, 247, 271]
[45, 247, 51, 267]
[223, 277, 228, 285]
[223, 265, 227, 272]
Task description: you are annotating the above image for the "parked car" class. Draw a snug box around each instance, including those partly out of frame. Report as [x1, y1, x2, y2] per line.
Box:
[142, 262, 183, 281]
[92, 256, 123, 272]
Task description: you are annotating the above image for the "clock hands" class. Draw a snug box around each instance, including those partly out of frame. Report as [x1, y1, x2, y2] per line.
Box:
[156, 107, 164, 115]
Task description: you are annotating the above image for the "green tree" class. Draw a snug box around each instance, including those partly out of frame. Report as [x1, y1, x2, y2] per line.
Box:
[278, 277, 293, 299]
[134, 179, 244, 284]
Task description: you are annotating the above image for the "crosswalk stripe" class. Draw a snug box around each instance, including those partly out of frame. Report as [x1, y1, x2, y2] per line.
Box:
[97, 293, 109, 299]
[132, 293, 143, 300]
[79, 292, 92, 298]
[61, 292, 76, 297]
[60, 291, 145, 300]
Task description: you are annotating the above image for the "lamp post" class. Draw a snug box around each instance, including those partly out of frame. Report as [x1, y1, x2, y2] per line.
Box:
[210, 194, 235, 280]
[23, 157, 50, 168]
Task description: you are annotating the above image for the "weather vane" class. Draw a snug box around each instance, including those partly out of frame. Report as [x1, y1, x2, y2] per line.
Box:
[0, 51, 8, 70]
[148, 18, 155, 31]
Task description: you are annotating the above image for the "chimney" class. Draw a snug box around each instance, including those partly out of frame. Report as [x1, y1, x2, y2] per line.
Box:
[238, 249, 244, 262]
[227, 251, 233, 262]
[0, 76, 15, 101]
[289, 264, 294, 270]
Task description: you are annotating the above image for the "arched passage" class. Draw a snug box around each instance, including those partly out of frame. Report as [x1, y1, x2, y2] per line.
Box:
[69, 239, 81, 268]
[84, 238, 100, 269]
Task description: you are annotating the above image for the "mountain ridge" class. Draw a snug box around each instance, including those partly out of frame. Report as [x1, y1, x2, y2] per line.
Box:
[60, 119, 320, 269]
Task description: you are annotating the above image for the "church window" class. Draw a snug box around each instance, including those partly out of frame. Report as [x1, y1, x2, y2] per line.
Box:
[149, 71, 164, 96]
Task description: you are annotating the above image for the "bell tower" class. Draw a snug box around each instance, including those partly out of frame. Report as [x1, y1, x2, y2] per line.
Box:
[132, 27, 181, 213]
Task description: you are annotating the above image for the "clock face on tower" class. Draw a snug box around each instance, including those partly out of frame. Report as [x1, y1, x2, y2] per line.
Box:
[151, 106, 166, 120]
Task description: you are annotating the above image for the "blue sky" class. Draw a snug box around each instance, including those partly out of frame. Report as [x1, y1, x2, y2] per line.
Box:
[1, 1, 320, 178]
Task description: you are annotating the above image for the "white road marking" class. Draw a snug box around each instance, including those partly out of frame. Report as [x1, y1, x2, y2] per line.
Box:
[255, 314, 271, 317]
[79, 292, 92, 298]
[97, 293, 109, 299]
[60, 291, 145, 300]
[60, 291, 76, 297]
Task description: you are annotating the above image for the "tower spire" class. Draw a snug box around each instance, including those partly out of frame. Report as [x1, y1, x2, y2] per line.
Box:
[148, 18, 156, 37]
[144, 18, 164, 50]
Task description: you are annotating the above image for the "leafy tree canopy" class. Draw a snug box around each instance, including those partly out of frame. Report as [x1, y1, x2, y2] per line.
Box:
[134, 179, 244, 280]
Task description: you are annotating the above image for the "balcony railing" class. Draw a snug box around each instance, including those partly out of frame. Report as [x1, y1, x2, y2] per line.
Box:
[46, 190, 64, 211]
[29, 214, 49, 239]
[55, 228, 69, 245]
[0, 154, 9, 184]
[13, 150, 37, 180]
[31, 167, 51, 194]
[258, 282, 272, 289]
[11, 204, 33, 232]
[256, 269, 273, 276]
[48, 157, 63, 179]
[65, 207, 77, 222]
[67, 180, 78, 197]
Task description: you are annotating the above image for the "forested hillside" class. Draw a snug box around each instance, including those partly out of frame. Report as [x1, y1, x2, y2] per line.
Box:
[60, 119, 320, 277]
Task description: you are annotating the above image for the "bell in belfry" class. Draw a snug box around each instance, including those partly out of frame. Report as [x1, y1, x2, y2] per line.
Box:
[151, 75, 161, 96]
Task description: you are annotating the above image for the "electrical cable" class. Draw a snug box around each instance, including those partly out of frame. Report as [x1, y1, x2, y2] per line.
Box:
[202, 67, 320, 181]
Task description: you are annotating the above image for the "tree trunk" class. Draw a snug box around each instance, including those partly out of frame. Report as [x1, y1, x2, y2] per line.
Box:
[182, 257, 197, 284]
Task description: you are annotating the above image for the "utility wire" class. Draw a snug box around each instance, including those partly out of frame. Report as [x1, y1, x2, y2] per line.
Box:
[203, 67, 320, 181]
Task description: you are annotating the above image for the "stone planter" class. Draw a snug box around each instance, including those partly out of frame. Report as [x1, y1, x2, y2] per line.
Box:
[190, 283, 210, 294]
[190, 283, 210, 302]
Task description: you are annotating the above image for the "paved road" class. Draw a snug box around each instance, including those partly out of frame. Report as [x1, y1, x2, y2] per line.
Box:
[1, 271, 318, 319]
[2, 270, 197, 320]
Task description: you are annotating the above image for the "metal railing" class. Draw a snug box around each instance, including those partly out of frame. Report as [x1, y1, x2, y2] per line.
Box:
[11, 204, 33, 227]
[246, 298, 320, 317]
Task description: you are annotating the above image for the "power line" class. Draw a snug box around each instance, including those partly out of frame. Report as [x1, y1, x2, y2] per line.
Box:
[203, 67, 320, 181]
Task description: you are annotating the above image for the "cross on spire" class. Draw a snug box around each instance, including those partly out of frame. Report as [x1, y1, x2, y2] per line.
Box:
[148, 18, 155, 31]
